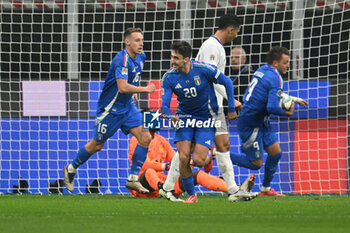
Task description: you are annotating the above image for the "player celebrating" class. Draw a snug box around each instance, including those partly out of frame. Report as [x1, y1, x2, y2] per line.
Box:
[62, 28, 156, 194]
[161, 41, 253, 203]
[160, 13, 256, 202]
[229, 46, 308, 196]
[128, 129, 240, 200]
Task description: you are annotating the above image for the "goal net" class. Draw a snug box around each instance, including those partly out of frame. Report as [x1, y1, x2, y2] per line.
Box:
[0, 0, 349, 195]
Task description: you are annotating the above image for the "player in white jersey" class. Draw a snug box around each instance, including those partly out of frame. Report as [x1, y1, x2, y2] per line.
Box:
[196, 13, 253, 202]
[159, 14, 258, 202]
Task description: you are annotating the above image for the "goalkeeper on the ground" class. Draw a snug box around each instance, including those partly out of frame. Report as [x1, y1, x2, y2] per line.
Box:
[127, 129, 254, 200]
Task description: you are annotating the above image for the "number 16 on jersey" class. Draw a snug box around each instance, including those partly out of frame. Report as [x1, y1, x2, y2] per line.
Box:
[98, 123, 107, 134]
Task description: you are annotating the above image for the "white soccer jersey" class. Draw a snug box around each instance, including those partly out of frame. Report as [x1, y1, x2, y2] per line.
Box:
[195, 36, 226, 72]
[195, 35, 228, 105]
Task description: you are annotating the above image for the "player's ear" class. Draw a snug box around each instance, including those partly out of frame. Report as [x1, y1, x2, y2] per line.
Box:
[125, 37, 130, 46]
[271, 60, 278, 68]
[228, 26, 235, 34]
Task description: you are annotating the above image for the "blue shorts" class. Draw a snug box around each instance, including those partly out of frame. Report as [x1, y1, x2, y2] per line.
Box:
[238, 120, 278, 161]
[173, 118, 215, 149]
[93, 104, 142, 142]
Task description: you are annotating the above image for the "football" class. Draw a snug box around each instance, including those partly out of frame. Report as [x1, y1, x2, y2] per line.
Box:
[279, 92, 292, 110]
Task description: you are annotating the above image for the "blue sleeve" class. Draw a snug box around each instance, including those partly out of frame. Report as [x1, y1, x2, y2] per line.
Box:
[266, 72, 285, 116]
[114, 55, 129, 80]
[161, 77, 174, 119]
[202, 64, 235, 112]
[267, 87, 285, 116]
[216, 72, 235, 113]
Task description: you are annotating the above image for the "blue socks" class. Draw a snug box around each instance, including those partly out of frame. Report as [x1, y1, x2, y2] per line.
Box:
[263, 153, 282, 187]
[230, 151, 282, 188]
[72, 144, 148, 175]
[182, 175, 195, 196]
[230, 152, 260, 170]
[130, 145, 148, 175]
[72, 146, 92, 169]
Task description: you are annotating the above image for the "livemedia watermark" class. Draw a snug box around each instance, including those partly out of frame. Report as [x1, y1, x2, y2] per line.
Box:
[143, 110, 222, 129]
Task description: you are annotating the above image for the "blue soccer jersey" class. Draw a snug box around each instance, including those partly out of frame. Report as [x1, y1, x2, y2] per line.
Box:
[96, 48, 146, 116]
[239, 64, 285, 127]
[161, 61, 235, 120]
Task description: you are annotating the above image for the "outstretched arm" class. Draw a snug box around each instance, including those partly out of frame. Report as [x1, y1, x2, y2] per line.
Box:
[213, 84, 242, 110]
[290, 95, 308, 107]
[117, 78, 155, 94]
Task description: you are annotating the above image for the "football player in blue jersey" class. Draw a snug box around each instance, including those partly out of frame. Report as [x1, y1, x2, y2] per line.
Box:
[63, 28, 156, 194]
[229, 46, 308, 196]
[161, 41, 250, 203]
[159, 14, 258, 203]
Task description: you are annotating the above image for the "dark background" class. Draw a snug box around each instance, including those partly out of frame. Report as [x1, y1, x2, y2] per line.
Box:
[1, 5, 349, 118]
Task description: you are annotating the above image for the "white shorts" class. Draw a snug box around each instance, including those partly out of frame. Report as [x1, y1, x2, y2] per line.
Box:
[215, 108, 228, 136]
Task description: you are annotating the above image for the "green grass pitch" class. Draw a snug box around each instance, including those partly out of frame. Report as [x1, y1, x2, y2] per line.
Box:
[0, 195, 349, 233]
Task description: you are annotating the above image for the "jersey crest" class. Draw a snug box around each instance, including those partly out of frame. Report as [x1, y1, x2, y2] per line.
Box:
[194, 76, 201, 86]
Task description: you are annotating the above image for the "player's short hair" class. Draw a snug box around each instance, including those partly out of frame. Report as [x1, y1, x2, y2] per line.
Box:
[124, 28, 143, 40]
[171, 41, 192, 58]
[266, 46, 290, 64]
[218, 13, 241, 30]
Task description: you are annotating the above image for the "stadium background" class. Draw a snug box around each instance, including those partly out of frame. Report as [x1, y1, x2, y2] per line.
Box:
[0, 0, 349, 194]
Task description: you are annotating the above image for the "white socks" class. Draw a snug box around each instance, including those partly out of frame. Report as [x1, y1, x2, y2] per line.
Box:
[163, 152, 180, 191]
[261, 186, 271, 192]
[215, 150, 239, 194]
[128, 174, 138, 181]
[164, 151, 239, 193]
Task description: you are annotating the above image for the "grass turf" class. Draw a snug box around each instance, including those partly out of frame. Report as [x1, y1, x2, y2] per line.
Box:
[0, 195, 349, 233]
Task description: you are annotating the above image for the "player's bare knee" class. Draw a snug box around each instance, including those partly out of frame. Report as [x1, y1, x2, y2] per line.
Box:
[251, 159, 263, 168]
[215, 139, 230, 152]
[95, 143, 104, 152]
[179, 153, 191, 164]
[192, 156, 206, 167]
[138, 132, 152, 147]
[89, 144, 103, 153]
[87, 140, 104, 153]
[144, 133, 152, 145]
